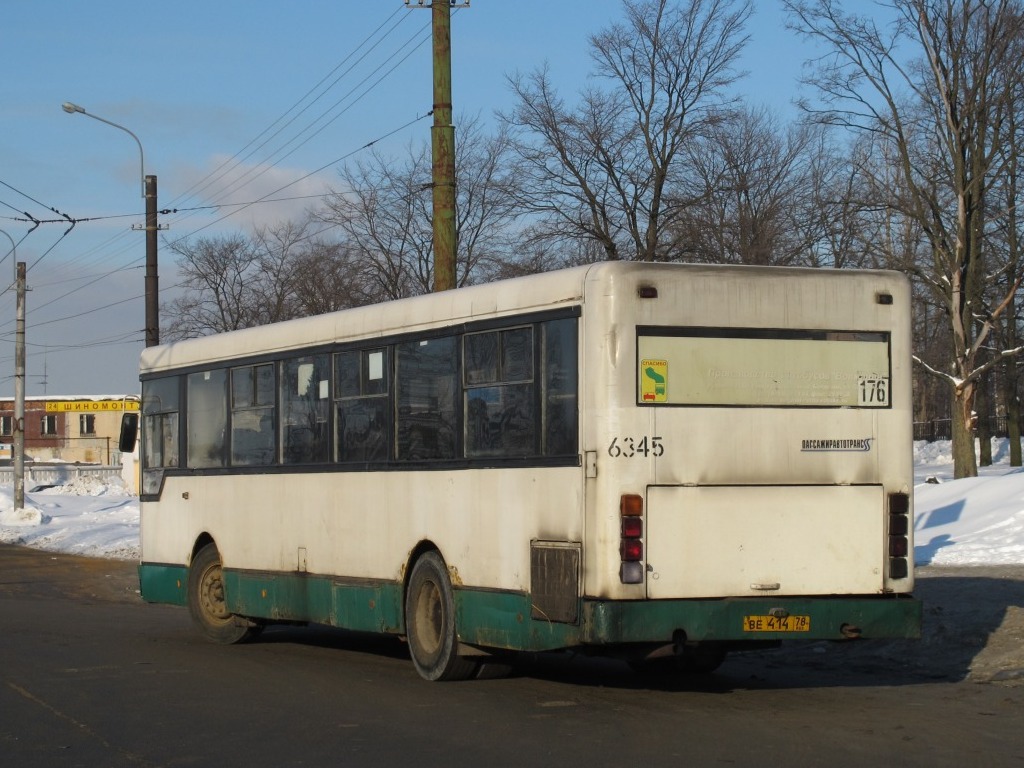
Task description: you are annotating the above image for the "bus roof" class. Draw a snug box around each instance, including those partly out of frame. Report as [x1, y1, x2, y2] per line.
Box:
[140, 261, 905, 374]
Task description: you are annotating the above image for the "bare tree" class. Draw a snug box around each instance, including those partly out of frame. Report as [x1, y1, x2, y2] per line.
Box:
[991, 57, 1024, 466]
[248, 221, 304, 325]
[787, 0, 1024, 477]
[673, 106, 843, 265]
[290, 240, 371, 316]
[503, 0, 752, 262]
[163, 233, 262, 339]
[164, 217, 366, 339]
[319, 116, 522, 298]
[450, 120, 524, 283]
[321, 143, 433, 301]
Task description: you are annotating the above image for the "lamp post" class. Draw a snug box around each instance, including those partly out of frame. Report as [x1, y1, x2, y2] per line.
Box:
[1, 229, 25, 510]
[62, 102, 159, 346]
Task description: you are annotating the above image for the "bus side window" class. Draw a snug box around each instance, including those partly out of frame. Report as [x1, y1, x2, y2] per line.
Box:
[463, 327, 535, 458]
[141, 376, 180, 495]
[187, 369, 228, 468]
[541, 318, 578, 457]
[282, 355, 330, 464]
[230, 363, 277, 466]
[335, 348, 390, 463]
[396, 337, 457, 461]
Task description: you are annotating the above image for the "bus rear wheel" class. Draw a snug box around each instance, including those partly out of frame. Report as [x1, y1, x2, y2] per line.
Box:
[405, 551, 476, 682]
[188, 544, 260, 644]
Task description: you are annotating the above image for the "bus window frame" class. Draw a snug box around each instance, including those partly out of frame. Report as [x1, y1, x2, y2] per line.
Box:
[136, 307, 581, 500]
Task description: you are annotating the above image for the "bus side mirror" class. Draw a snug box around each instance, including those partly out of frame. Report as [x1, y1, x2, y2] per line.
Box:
[119, 412, 139, 453]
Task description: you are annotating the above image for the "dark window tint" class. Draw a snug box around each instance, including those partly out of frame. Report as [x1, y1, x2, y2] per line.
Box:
[541, 318, 578, 456]
[336, 349, 390, 463]
[464, 327, 536, 457]
[396, 337, 457, 461]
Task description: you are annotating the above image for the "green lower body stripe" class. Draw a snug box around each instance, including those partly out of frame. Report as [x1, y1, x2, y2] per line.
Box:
[139, 562, 921, 651]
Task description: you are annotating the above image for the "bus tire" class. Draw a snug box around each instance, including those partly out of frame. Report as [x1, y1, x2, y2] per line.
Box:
[188, 543, 260, 644]
[405, 551, 476, 682]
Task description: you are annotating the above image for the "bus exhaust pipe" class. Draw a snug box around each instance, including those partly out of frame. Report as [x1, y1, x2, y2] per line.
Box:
[840, 623, 862, 639]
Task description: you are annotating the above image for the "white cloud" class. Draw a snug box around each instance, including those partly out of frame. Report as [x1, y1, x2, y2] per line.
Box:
[165, 155, 335, 234]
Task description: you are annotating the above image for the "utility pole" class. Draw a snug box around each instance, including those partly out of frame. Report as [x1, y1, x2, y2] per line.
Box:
[408, 0, 469, 292]
[62, 103, 162, 347]
[2, 228, 26, 510]
[14, 261, 26, 510]
[145, 174, 160, 346]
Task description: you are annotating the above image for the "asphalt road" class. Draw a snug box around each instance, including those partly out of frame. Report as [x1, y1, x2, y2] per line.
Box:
[1, 544, 1022, 767]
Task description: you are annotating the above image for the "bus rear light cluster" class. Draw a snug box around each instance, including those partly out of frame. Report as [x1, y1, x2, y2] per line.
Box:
[888, 492, 910, 579]
[620, 493, 644, 584]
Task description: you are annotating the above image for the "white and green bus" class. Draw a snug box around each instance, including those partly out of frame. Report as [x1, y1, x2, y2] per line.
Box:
[129, 262, 920, 680]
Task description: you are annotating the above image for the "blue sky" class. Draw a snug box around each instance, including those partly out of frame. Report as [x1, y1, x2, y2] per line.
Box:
[0, 0, 814, 396]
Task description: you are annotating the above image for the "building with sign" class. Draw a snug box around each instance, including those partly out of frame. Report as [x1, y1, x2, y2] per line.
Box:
[0, 395, 139, 465]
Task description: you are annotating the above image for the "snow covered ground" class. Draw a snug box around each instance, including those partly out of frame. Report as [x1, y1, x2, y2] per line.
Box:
[1, 439, 1023, 566]
[913, 439, 1024, 566]
[0, 475, 140, 560]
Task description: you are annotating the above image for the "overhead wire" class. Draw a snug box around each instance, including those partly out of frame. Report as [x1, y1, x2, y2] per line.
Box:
[166, 109, 432, 245]
[168, 6, 409, 209]
[161, 5, 423, 242]
[6, 4, 459, 373]
[0, 263, 143, 333]
[198, 19, 432, 210]
[0, 178, 73, 224]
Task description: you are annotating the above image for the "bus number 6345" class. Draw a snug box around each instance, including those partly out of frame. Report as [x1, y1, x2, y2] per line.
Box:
[607, 436, 664, 458]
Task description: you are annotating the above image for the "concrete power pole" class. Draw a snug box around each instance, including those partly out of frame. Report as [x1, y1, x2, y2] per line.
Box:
[145, 174, 160, 347]
[14, 261, 26, 510]
[409, 0, 469, 292]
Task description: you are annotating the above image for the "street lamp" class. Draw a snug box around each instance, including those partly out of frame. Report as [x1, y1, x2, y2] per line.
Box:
[61, 101, 160, 346]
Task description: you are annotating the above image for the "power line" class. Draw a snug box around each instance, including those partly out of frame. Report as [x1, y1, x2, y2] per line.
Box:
[203, 20, 432, 208]
[0, 7, 452, 349]
[169, 7, 411, 209]
[166, 110, 433, 246]
[0, 101, 430, 334]
[0, 178, 73, 222]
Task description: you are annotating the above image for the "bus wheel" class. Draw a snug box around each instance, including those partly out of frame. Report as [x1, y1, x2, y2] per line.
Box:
[188, 544, 260, 644]
[405, 551, 476, 682]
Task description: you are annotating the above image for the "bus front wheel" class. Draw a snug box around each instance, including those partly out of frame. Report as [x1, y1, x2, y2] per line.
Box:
[188, 544, 260, 644]
[405, 551, 476, 682]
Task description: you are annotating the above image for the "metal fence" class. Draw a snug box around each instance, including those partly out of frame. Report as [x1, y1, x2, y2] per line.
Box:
[913, 417, 1015, 442]
[0, 464, 125, 490]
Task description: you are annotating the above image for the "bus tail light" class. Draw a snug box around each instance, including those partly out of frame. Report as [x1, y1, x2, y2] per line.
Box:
[888, 492, 910, 579]
[620, 493, 644, 584]
[620, 538, 643, 560]
[621, 516, 643, 538]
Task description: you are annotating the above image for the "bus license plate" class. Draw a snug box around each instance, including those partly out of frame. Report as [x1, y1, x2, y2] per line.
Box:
[743, 615, 811, 632]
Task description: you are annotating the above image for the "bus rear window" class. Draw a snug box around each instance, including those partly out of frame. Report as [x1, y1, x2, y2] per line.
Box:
[637, 328, 891, 408]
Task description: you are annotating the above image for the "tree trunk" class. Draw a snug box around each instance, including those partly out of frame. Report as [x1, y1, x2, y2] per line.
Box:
[1006, 367, 1022, 467]
[976, 369, 992, 467]
[952, 382, 978, 478]
[1003, 354, 1019, 466]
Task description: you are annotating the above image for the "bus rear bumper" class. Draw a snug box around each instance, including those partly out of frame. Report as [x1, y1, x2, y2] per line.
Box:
[580, 594, 922, 645]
